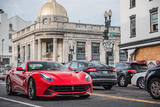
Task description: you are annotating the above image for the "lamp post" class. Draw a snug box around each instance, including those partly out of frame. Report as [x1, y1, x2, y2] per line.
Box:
[1, 39, 4, 62]
[103, 9, 112, 65]
[1, 39, 4, 71]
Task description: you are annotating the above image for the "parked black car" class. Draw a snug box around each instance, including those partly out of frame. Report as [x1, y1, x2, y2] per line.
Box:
[145, 65, 160, 99]
[115, 61, 147, 87]
[65, 61, 117, 90]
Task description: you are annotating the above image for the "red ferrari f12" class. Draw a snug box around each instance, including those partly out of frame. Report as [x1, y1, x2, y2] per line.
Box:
[6, 61, 93, 100]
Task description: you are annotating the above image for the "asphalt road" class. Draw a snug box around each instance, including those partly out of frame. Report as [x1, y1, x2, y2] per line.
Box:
[0, 80, 160, 107]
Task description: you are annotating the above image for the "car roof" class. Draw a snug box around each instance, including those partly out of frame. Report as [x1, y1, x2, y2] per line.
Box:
[27, 61, 59, 63]
[116, 61, 147, 65]
[148, 65, 160, 71]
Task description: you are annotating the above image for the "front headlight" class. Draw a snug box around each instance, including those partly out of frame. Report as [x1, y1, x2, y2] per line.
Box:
[85, 74, 91, 81]
[40, 73, 54, 82]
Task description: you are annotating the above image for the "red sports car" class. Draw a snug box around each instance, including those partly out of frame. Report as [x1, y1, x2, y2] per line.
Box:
[6, 61, 93, 100]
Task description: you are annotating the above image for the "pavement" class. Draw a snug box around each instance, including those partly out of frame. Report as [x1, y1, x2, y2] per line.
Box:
[0, 80, 160, 107]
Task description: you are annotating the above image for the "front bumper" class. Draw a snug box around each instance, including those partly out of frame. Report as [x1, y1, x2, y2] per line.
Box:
[35, 78, 93, 97]
[37, 85, 93, 97]
[92, 79, 117, 86]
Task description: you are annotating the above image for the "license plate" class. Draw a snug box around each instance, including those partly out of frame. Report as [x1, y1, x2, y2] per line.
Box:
[103, 71, 108, 74]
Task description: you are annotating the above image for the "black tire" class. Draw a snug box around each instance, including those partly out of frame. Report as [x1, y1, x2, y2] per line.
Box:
[137, 77, 145, 89]
[118, 76, 128, 87]
[6, 76, 13, 95]
[148, 78, 160, 99]
[103, 85, 113, 90]
[28, 78, 36, 100]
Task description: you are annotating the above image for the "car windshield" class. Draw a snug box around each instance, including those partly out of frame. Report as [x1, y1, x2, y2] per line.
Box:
[89, 62, 106, 68]
[28, 62, 68, 71]
[83, 61, 107, 69]
[131, 64, 147, 72]
[115, 63, 130, 69]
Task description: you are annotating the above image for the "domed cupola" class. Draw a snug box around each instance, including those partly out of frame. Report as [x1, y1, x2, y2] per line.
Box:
[37, 0, 68, 23]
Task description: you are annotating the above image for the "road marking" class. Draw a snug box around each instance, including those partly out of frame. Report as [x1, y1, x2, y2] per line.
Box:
[92, 93, 160, 105]
[0, 97, 42, 107]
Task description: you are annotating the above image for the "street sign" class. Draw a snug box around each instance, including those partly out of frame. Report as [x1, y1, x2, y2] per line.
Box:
[110, 32, 115, 37]
[103, 40, 113, 52]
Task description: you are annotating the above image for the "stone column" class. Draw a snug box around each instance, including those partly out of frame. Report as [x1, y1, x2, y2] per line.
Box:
[86, 40, 91, 61]
[12, 43, 16, 67]
[38, 39, 42, 60]
[114, 41, 120, 64]
[72, 41, 76, 61]
[53, 38, 57, 61]
[100, 41, 106, 64]
[62, 39, 69, 63]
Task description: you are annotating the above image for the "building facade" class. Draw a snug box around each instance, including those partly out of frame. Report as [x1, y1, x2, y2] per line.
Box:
[12, 0, 121, 67]
[0, 9, 31, 66]
[120, 0, 160, 64]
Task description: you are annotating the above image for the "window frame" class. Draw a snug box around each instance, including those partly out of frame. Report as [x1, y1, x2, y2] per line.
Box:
[46, 41, 53, 53]
[9, 23, 13, 31]
[9, 33, 12, 39]
[150, 8, 158, 33]
[23, 46, 25, 62]
[3, 58, 10, 65]
[8, 46, 12, 53]
[130, 15, 136, 38]
[130, 0, 136, 9]
[76, 42, 86, 60]
[17, 45, 21, 63]
[28, 44, 31, 61]
[91, 42, 100, 61]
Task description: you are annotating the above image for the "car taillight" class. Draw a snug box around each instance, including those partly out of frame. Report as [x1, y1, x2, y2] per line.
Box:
[112, 69, 116, 72]
[85, 68, 98, 72]
[2, 73, 6, 75]
[128, 69, 136, 73]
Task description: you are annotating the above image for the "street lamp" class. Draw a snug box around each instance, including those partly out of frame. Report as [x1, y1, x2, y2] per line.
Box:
[1, 39, 4, 62]
[1, 39, 4, 71]
[103, 9, 112, 65]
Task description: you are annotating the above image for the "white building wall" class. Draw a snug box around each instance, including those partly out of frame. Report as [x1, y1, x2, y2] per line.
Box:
[0, 13, 10, 61]
[8, 16, 32, 31]
[120, 0, 160, 44]
[0, 12, 32, 66]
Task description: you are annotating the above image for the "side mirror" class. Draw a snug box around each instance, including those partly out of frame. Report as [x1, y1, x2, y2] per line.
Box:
[16, 67, 23, 71]
[68, 67, 72, 70]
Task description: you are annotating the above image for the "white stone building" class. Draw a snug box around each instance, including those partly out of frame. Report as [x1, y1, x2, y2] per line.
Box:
[0, 9, 31, 66]
[12, 0, 121, 67]
[120, 0, 160, 63]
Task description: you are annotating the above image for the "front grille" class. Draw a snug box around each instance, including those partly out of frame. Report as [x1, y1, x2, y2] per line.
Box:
[43, 90, 53, 95]
[48, 85, 90, 92]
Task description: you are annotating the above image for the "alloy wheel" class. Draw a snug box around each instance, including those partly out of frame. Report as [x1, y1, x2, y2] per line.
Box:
[138, 77, 145, 89]
[6, 77, 12, 95]
[150, 81, 160, 98]
[28, 79, 34, 99]
[120, 76, 125, 86]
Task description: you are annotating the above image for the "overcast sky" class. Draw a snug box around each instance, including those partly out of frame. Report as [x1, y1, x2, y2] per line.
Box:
[0, 0, 120, 26]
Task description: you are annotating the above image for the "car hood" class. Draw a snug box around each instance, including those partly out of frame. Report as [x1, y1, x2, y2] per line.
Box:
[33, 70, 90, 85]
